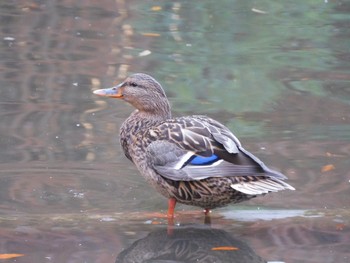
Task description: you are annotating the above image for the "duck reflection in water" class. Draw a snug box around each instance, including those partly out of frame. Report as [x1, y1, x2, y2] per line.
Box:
[115, 225, 266, 263]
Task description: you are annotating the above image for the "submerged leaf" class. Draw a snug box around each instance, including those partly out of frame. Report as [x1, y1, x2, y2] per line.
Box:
[211, 246, 239, 251]
[141, 33, 161, 37]
[0, 254, 24, 259]
[321, 164, 335, 172]
[151, 6, 162, 11]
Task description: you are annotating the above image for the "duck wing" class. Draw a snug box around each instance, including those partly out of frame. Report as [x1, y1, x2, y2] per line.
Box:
[146, 116, 290, 183]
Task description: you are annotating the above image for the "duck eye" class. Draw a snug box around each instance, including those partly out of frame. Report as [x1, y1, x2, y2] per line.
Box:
[129, 82, 138, 87]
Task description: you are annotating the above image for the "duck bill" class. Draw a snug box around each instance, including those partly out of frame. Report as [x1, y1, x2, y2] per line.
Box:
[93, 83, 123, 98]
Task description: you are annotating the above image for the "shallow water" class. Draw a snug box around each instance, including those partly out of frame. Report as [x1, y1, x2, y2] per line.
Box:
[0, 0, 349, 262]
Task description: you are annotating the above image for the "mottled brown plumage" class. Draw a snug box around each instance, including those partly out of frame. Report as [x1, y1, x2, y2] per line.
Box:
[93, 73, 294, 216]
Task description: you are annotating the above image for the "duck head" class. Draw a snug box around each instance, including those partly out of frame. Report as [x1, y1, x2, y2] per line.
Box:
[93, 73, 171, 116]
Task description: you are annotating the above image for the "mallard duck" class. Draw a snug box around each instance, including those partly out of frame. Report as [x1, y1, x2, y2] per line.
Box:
[93, 73, 294, 219]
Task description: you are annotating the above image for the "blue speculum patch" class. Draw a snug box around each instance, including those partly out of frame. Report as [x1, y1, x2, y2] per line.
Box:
[189, 154, 219, 165]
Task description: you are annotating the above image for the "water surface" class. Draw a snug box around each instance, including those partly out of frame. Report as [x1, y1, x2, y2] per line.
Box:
[0, 0, 349, 262]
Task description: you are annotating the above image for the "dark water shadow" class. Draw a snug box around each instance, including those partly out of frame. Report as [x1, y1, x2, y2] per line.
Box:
[116, 224, 266, 263]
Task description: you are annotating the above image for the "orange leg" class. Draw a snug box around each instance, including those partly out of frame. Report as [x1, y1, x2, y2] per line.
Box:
[167, 198, 177, 235]
[167, 198, 177, 220]
[204, 208, 211, 225]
